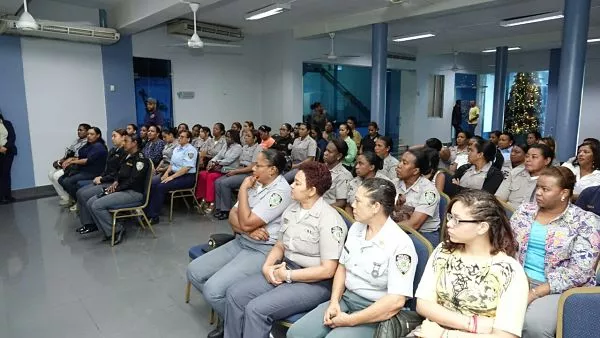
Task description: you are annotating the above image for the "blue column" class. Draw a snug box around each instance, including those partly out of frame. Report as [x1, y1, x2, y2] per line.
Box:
[492, 46, 508, 131]
[555, 0, 591, 161]
[371, 23, 388, 132]
[545, 48, 561, 137]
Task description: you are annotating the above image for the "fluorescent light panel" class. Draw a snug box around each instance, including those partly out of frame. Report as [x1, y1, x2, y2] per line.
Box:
[482, 47, 521, 53]
[588, 38, 600, 43]
[393, 32, 435, 42]
[500, 12, 563, 27]
[245, 3, 290, 21]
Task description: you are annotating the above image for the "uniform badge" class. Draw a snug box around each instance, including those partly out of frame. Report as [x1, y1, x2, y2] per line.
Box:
[283, 217, 289, 224]
[331, 226, 344, 243]
[188, 152, 194, 159]
[269, 193, 283, 208]
[424, 191, 436, 205]
[395, 254, 412, 275]
[136, 162, 144, 171]
[371, 262, 383, 278]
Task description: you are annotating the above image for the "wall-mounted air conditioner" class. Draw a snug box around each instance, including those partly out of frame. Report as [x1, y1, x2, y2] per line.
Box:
[167, 19, 243, 42]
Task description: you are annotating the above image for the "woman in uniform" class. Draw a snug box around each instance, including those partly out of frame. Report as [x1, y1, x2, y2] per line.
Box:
[413, 189, 529, 338]
[272, 123, 294, 155]
[287, 177, 417, 338]
[223, 161, 347, 338]
[283, 122, 317, 183]
[145, 130, 198, 224]
[195, 130, 242, 213]
[440, 130, 471, 174]
[208, 123, 227, 160]
[338, 123, 357, 172]
[187, 149, 292, 338]
[139, 125, 149, 147]
[177, 123, 189, 134]
[346, 151, 389, 215]
[155, 128, 178, 175]
[192, 126, 214, 169]
[322, 139, 353, 209]
[374, 136, 399, 181]
[213, 130, 262, 220]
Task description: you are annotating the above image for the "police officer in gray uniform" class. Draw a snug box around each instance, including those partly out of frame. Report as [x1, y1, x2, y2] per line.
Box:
[287, 178, 417, 338]
[322, 139, 353, 208]
[283, 122, 317, 183]
[81, 134, 150, 245]
[186, 149, 292, 338]
[224, 162, 347, 338]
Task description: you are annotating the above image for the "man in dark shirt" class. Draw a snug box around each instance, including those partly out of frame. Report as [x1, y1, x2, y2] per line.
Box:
[0, 113, 17, 204]
[143, 98, 164, 127]
[79, 134, 150, 245]
[575, 185, 600, 217]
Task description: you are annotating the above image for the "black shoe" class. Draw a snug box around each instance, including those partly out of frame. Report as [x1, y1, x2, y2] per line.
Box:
[207, 321, 224, 338]
[113, 229, 126, 245]
[212, 211, 223, 219]
[216, 211, 229, 221]
[75, 226, 87, 232]
[149, 217, 160, 225]
[79, 225, 98, 234]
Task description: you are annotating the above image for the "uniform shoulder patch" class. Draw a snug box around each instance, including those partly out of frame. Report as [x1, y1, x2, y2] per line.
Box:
[136, 161, 145, 171]
[269, 193, 283, 208]
[395, 254, 412, 275]
[424, 190, 436, 205]
[188, 152, 195, 159]
[331, 226, 344, 243]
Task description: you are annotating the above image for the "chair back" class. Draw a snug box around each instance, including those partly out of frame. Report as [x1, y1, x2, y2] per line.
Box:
[556, 287, 600, 338]
[334, 206, 355, 228]
[190, 153, 202, 191]
[405, 231, 432, 311]
[500, 200, 515, 219]
[315, 146, 322, 162]
[438, 192, 451, 244]
[140, 161, 155, 208]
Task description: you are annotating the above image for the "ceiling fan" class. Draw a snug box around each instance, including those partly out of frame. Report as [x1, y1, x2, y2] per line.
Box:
[16, 0, 39, 30]
[166, 2, 240, 50]
[312, 32, 360, 61]
[441, 51, 466, 72]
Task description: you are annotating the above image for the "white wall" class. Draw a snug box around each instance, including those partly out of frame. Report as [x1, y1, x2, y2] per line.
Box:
[29, 0, 100, 25]
[132, 26, 264, 128]
[21, 38, 107, 186]
[399, 70, 417, 146]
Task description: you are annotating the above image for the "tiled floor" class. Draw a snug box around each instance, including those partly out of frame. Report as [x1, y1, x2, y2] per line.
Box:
[0, 196, 238, 338]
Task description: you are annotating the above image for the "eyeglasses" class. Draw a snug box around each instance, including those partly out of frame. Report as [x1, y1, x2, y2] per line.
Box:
[446, 214, 482, 226]
[254, 164, 272, 168]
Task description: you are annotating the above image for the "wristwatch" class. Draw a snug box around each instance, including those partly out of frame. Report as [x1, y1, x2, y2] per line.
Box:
[285, 269, 292, 283]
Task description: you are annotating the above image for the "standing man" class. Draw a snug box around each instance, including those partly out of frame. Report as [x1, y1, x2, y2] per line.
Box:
[0, 113, 17, 204]
[451, 100, 462, 141]
[467, 100, 480, 136]
[144, 98, 164, 127]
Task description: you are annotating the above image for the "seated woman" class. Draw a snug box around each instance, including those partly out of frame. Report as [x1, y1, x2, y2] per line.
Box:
[208, 123, 227, 160]
[511, 166, 600, 338]
[283, 122, 317, 183]
[338, 122, 357, 172]
[272, 123, 294, 155]
[322, 121, 336, 142]
[287, 178, 417, 338]
[440, 130, 471, 174]
[496, 144, 553, 209]
[322, 139, 353, 209]
[59, 127, 108, 203]
[375, 136, 399, 181]
[192, 126, 214, 169]
[213, 130, 262, 220]
[177, 123, 189, 134]
[311, 126, 328, 162]
[561, 141, 600, 198]
[423, 147, 446, 192]
[527, 131, 542, 146]
[155, 128, 178, 175]
[444, 138, 504, 197]
[195, 130, 243, 213]
[497, 132, 515, 175]
[394, 148, 442, 247]
[258, 125, 276, 149]
[145, 130, 198, 224]
[346, 151, 389, 215]
[191, 124, 201, 140]
[538, 137, 560, 166]
[413, 189, 529, 338]
[141, 124, 166, 167]
[223, 162, 347, 338]
[510, 143, 528, 169]
[187, 150, 292, 337]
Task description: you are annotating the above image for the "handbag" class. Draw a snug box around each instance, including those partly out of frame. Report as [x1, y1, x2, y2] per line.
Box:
[207, 233, 235, 251]
[63, 164, 81, 177]
[373, 310, 423, 338]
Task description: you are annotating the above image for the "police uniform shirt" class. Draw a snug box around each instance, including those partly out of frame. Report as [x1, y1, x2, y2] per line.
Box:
[115, 152, 149, 194]
[208, 136, 226, 158]
[340, 217, 417, 301]
[575, 185, 600, 216]
[170, 143, 198, 174]
[396, 176, 440, 232]
[193, 137, 214, 154]
[495, 165, 536, 209]
[162, 142, 177, 163]
[290, 136, 317, 164]
[240, 143, 261, 167]
[449, 146, 469, 168]
[382, 154, 400, 181]
[235, 175, 292, 245]
[322, 162, 353, 205]
[279, 198, 347, 267]
[347, 172, 390, 205]
[211, 144, 243, 172]
[562, 161, 600, 195]
[460, 162, 492, 190]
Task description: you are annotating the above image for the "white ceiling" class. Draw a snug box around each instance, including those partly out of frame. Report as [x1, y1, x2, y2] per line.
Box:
[51, 0, 123, 9]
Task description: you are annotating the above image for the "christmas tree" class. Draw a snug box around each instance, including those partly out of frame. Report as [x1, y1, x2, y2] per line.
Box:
[503, 72, 541, 136]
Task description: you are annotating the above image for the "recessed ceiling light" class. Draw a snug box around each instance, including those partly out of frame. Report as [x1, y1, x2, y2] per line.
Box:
[500, 12, 563, 27]
[392, 32, 436, 42]
[588, 38, 600, 43]
[482, 47, 521, 53]
[245, 3, 291, 21]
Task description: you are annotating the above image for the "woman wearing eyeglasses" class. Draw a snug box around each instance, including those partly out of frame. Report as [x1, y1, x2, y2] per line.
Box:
[413, 189, 529, 338]
[510, 166, 600, 338]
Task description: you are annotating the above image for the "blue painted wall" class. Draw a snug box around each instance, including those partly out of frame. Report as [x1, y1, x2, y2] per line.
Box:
[0, 36, 35, 190]
[545, 48, 561, 137]
[101, 35, 136, 133]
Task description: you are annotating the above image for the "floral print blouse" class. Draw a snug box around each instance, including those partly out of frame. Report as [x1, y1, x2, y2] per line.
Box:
[510, 202, 600, 294]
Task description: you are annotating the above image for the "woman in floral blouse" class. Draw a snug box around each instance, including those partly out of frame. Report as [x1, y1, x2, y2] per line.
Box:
[510, 166, 600, 338]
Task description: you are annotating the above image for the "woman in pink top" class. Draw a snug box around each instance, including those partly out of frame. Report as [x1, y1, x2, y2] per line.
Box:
[258, 125, 275, 149]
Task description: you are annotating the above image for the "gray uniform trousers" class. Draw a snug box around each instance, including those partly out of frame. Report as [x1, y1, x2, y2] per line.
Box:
[287, 290, 376, 338]
[224, 261, 332, 338]
[77, 183, 109, 226]
[86, 190, 143, 237]
[215, 174, 249, 212]
[186, 236, 272, 317]
[522, 294, 560, 338]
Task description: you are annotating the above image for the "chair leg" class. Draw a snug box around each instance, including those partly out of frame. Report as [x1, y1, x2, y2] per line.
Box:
[209, 308, 215, 325]
[182, 196, 191, 211]
[184, 281, 191, 304]
[141, 212, 157, 238]
[136, 212, 146, 229]
[111, 214, 117, 247]
[169, 193, 174, 223]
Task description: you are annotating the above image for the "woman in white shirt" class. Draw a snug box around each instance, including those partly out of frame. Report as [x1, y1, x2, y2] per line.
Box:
[561, 141, 600, 198]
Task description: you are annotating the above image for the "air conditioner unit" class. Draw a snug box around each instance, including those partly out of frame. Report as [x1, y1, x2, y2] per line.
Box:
[388, 52, 416, 62]
[167, 19, 243, 42]
[0, 16, 120, 45]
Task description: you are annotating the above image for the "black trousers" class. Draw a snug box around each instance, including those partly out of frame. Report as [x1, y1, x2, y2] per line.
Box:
[0, 153, 15, 200]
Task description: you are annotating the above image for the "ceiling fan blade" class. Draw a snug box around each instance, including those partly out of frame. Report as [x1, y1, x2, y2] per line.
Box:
[337, 55, 361, 58]
[203, 42, 241, 48]
[162, 43, 189, 47]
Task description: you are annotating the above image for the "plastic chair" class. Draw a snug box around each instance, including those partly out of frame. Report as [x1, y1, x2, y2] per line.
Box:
[334, 206, 355, 228]
[438, 192, 450, 242]
[556, 287, 600, 338]
[168, 156, 203, 222]
[108, 161, 157, 247]
[405, 228, 433, 311]
[397, 223, 434, 254]
[184, 243, 216, 324]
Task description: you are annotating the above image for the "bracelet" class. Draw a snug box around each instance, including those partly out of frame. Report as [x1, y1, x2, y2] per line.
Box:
[473, 315, 478, 334]
[531, 288, 539, 299]
[286, 269, 292, 283]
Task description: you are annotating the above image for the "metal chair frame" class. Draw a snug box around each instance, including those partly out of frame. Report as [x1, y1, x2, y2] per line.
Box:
[168, 156, 203, 222]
